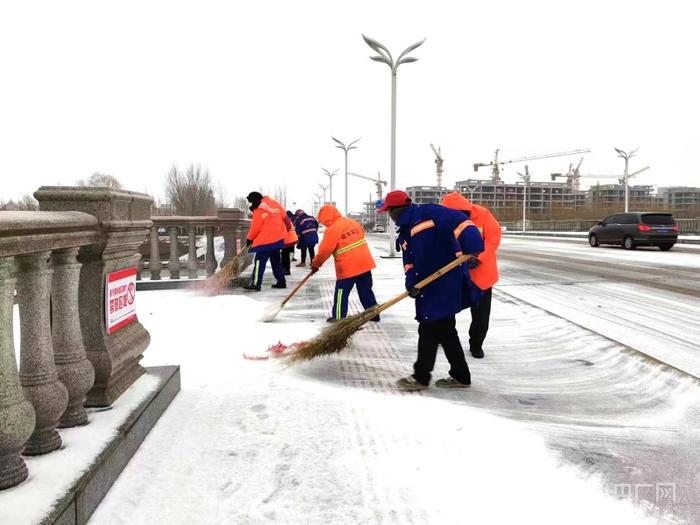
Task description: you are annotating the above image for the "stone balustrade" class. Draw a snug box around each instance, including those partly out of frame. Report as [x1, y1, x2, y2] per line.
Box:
[0, 187, 153, 491]
[144, 208, 250, 281]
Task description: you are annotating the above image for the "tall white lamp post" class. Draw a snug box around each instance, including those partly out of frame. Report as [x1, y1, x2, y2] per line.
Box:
[331, 137, 360, 216]
[363, 34, 425, 257]
[321, 168, 338, 205]
[614, 147, 638, 213]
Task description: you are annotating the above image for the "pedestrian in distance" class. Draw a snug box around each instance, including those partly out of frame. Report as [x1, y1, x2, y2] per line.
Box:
[310, 204, 380, 323]
[441, 192, 501, 358]
[281, 211, 299, 276]
[294, 209, 319, 267]
[378, 190, 484, 391]
[244, 192, 289, 291]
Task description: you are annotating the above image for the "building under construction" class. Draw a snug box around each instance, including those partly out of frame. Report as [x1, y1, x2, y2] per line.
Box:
[453, 179, 588, 212]
[658, 186, 700, 210]
[406, 186, 449, 204]
[587, 184, 661, 206]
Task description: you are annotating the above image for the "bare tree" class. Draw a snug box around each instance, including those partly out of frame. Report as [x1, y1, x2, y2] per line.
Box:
[165, 164, 217, 216]
[232, 196, 249, 211]
[77, 172, 123, 189]
[18, 194, 39, 210]
[214, 182, 229, 209]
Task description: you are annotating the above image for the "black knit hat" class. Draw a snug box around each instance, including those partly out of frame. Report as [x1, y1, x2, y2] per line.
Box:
[246, 191, 263, 203]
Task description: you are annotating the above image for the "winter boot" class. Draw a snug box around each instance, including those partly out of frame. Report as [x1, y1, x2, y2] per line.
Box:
[470, 348, 485, 359]
[435, 377, 471, 388]
[369, 314, 380, 322]
[284, 269, 291, 276]
[271, 282, 287, 289]
[396, 376, 428, 391]
[295, 262, 306, 268]
[243, 283, 261, 292]
[326, 317, 339, 323]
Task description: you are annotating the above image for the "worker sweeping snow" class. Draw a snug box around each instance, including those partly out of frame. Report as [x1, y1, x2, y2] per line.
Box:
[310, 204, 379, 323]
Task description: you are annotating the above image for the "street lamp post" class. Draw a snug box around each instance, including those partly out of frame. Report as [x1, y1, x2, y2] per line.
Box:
[614, 147, 638, 213]
[318, 183, 329, 204]
[517, 166, 531, 232]
[321, 168, 338, 204]
[331, 138, 360, 216]
[363, 34, 425, 257]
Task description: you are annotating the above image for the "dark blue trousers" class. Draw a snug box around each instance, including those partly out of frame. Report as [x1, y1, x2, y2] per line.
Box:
[331, 271, 377, 320]
[250, 248, 285, 289]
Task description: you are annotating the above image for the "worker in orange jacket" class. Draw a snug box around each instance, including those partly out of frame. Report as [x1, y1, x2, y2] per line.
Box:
[311, 204, 379, 322]
[244, 192, 290, 290]
[441, 192, 501, 358]
[281, 211, 299, 275]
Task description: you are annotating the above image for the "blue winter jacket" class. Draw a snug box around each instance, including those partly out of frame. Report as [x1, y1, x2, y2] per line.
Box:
[397, 204, 484, 322]
[294, 213, 319, 248]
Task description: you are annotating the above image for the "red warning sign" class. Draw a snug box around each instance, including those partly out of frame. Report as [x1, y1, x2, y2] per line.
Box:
[105, 267, 138, 334]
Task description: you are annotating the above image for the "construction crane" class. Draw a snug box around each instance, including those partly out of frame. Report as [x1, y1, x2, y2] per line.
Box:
[430, 144, 444, 187]
[348, 171, 388, 201]
[473, 148, 591, 182]
[549, 157, 585, 190]
[551, 166, 650, 186]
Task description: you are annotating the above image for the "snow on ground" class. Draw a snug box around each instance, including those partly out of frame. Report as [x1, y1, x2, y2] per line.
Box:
[84, 240, 697, 524]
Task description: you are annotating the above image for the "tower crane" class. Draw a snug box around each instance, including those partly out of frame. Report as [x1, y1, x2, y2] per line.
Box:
[551, 166, 650, 186]
[430, 144, 444, 187]
[473, 148, 591, 182]
[347, 172, 388, 201]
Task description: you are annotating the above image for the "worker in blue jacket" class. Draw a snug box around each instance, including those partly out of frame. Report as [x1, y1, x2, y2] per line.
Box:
[378, 190, 484, 391]
[293, 210, 320, 267]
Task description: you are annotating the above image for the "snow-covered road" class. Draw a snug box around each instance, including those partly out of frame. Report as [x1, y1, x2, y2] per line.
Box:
[88, 236, 700, 525]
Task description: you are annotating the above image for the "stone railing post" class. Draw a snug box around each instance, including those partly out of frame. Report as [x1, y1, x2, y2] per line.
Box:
[205, 227, 217, 276]
[217, 208, 247, 266]
[187, 226, 198, 279]
[35, 187, 152, 407]
[51, 248, 95, 427]
[0, 258, 36, 488]
[16, 252, 69, 455]
[149, 225, 161, 280]
[168, 226, 180, 279]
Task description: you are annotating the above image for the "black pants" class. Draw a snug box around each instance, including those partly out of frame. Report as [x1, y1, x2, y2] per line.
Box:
[281, 246, 294, 273]
[300, 246, 316, 264]
[413, 316, 471, 386]
[469, 288, 492, 352]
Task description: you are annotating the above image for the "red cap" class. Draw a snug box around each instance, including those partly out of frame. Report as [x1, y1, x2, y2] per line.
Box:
[378, 190, 412, 213]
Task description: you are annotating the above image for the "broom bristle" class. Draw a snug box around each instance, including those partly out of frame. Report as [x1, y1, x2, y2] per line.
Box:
[195, 247, 250, 296]
[284, 306, 380, 364]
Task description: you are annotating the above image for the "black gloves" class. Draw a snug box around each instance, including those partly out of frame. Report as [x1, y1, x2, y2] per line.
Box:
[246, 239, 253, 248]
[407, 286, 420, 298]
[310, 266, 319, 275]
[467, 257, 480, 269]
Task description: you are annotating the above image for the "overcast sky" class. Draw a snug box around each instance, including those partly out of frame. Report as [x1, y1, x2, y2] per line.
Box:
[1, 0, 698, 213]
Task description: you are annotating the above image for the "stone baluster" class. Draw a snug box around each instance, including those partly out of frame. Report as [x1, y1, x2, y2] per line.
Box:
[149, 225, 161, 280]
[16, 251, 69, 455]
[187, 226, 198, 279]
[205, 227, 217, 276]
[0, 258, 36, 489]
[168, 227, 180, 279]
[51, 248, 95, 428]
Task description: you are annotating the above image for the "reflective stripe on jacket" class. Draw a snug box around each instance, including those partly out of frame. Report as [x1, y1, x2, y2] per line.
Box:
[313, 205, 376, 279]
[247, 196, 288, 248]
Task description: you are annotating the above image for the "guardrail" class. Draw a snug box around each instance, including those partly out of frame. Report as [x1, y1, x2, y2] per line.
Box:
[0, 187, 152, 490]
[501, 218, 699, 233]
[141, 209, 250, 281]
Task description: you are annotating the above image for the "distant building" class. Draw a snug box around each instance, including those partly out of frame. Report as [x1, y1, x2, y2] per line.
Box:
[406, 186, 449, 205]
[587, 184, 661, 206]
[657, 186, 700, 210]
[453, 179, 586, 212]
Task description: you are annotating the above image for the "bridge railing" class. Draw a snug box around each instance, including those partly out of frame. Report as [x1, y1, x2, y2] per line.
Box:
[0, 186, 152, 490]
[142, 209, 250, 281]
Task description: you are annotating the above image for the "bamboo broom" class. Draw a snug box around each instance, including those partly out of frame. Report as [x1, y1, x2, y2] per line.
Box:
[196, 245, 251, 296]
[259, 271, 314, 322]
[284, 254, 472, 364]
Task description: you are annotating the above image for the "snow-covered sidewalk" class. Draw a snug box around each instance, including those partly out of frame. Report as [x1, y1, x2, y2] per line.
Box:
[87, 242, 698, 524]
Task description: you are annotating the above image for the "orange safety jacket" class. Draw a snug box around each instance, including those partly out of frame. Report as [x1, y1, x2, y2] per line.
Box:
[284, 227, 298, 247]
[247, 196, 289, 248]
[441, 192, 501, 290]
[312, 204, 376, 280]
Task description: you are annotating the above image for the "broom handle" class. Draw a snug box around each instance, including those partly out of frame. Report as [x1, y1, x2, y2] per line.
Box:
[281, 271, 313, 307]
[372, 254, 471, 315]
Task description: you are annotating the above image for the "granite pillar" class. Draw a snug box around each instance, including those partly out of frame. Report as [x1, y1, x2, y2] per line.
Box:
[16, 251, 69, 455]
[187, 226, 198, 279]
[0, 258, 36, 489]
[149, 225, 161, 280]
[168, 227, 180, 279]
[205, 227, 217, 276]
[35, 187, 152, 407]
[51, 248, 95, 428]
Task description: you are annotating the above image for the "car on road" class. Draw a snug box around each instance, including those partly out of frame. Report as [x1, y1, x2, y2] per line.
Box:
[372, 225, 386, 233]
[588, 212, 679, 250]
